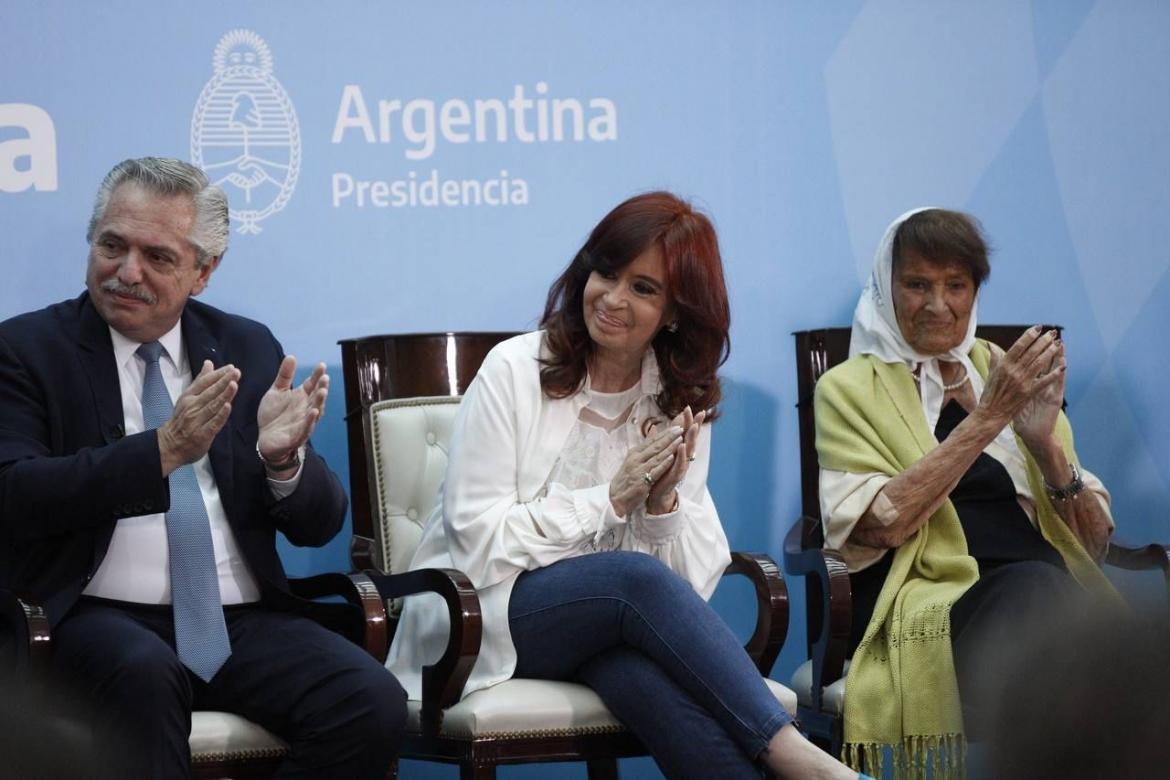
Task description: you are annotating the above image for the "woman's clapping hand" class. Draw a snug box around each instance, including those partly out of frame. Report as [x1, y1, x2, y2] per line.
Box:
[978, 326, 1065, 445]
[645, 406, 706, 515]
[1010, 342, 1067, 450]
[609, 424, 684, 518]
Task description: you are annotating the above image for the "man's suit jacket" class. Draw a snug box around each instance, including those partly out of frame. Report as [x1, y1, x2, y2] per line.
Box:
[0, 292, 348, 627]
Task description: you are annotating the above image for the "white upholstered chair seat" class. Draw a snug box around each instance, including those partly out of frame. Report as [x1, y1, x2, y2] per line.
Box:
[39, 710, 291, 770]
[790, 659, 850, 717]
[189, 711, 288, 765]
[405, 677, 798, 739]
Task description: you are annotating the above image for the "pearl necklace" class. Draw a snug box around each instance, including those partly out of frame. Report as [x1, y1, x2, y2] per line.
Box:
[912, 367, 970, 392]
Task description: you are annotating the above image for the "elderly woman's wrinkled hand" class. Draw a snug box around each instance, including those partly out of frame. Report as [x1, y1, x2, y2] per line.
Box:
[645, 406, 706, 515]
[608, 424, 684, 518]
[1011, 338, 1067, 450]
[978, 326, 1064, 431]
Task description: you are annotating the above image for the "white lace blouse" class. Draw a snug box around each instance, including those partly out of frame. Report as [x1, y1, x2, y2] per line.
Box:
[544, 379, 650, 552]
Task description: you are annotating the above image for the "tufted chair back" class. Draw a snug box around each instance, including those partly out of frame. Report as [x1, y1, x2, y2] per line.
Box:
[339, 332, 520, 576]
[366, 396, 460, 607]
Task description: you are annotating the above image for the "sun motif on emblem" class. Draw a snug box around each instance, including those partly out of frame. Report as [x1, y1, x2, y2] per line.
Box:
[212, 29, 274, 74]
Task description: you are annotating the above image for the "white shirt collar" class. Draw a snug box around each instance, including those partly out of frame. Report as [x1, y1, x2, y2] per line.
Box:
[108, 321, 187, 374]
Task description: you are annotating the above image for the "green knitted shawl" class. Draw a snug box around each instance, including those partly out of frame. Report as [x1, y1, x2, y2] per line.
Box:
[814, 339, 1118, 778]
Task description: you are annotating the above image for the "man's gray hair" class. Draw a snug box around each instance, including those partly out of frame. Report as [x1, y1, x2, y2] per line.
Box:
[86, 157, 230, 267]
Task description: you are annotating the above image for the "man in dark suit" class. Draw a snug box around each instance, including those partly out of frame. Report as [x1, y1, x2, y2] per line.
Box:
[0, 158, 405, 778]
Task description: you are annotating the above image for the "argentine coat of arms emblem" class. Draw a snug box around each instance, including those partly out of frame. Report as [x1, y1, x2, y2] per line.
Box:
[191, 30, 301, 234]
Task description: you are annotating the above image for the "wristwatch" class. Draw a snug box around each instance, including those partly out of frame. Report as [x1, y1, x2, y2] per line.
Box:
[256, 441, 302, 473]
[1044, 461, 1085, 502]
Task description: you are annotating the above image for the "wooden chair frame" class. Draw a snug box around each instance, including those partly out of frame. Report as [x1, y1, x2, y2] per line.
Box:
[340, 332, 792, 779]
[782, 325, 1170, 755]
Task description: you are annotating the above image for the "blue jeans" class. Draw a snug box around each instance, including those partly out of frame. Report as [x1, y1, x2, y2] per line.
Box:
[508, 551, 792, 779]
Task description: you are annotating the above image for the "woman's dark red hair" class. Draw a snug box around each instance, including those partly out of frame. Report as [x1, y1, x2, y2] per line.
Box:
[539, 191, 730, 420]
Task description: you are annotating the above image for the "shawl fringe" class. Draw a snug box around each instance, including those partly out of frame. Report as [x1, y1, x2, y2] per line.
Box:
[844, 734, 967, 780]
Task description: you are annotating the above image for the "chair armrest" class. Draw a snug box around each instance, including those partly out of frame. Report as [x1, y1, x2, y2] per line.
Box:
[289, 572, 390, 661]
[369, 568, 482, 734]
[350, 534, 379, 572]
[722, 552, 788, 675]
[0, 590, 51, 670]
[783, 517, 851, 712]
[1105, 539, 1170, 597]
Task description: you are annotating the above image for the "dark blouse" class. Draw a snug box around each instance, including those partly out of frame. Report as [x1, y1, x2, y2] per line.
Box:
[847, 399, 1065, 652]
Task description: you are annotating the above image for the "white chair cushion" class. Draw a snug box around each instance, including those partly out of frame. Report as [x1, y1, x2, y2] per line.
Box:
[408, 679, 624, 739]
[407, 677, 798, 739]
[369, 397, 460, 583]
[764, 676, 799, 719]
[189, 711, 287, 763]
[790, 659, 850, 716]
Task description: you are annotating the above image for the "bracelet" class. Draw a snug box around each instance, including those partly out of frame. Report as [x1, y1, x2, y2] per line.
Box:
[256, 441, 301, 473]
[1044, 461, 1085, 502]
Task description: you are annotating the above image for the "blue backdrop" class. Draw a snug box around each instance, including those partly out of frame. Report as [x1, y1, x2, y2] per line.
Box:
[4, 2, 1168, 777]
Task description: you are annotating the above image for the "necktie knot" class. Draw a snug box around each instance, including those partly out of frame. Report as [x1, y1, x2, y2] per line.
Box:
[137, 341, 164, 365]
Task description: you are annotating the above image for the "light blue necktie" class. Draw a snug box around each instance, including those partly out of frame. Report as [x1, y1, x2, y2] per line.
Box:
[137, 341, 232, 682]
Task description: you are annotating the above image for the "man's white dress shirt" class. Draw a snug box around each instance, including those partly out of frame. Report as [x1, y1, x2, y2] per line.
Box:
[83, 321, 301, 604]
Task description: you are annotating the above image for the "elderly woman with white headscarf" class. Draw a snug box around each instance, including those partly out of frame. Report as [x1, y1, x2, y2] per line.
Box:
[814, 208, 1118, 775]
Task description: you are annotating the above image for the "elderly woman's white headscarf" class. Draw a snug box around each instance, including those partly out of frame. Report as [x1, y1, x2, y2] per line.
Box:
[850, 208, 1018, 455]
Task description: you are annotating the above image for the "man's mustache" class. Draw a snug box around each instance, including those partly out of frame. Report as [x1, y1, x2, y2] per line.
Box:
[100, 279, 157, 304]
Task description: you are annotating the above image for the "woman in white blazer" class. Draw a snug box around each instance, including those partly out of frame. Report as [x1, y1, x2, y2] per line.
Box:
[386, 192, 860, 780]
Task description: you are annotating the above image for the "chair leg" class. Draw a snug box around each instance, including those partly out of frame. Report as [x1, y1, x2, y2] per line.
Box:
[460, 762, 497, 780]
[586, 757, 620, 779]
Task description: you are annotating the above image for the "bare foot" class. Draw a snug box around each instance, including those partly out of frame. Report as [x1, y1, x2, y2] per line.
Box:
[761, 724, 860, 780]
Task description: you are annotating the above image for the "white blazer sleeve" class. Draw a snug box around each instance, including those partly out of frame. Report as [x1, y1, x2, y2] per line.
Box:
[620, 423, 731, 600]
[440, 350, 621, 590]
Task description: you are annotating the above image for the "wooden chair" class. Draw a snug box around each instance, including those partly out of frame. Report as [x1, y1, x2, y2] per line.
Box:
[782, 325, 1170, 756]
[339, 331, 797, 780]
[1, 572, 391, 778]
